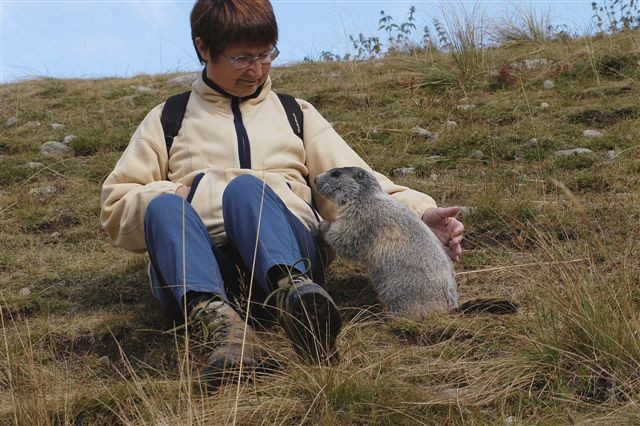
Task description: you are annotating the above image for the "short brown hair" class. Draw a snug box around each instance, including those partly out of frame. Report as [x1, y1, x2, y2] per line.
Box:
[190, 0, 278, 64]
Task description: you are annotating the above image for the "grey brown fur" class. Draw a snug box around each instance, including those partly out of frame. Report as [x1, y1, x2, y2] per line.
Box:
[315, 167, 458, 319]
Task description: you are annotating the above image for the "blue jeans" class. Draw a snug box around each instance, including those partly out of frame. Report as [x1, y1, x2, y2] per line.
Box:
[144, 174, 326, 320]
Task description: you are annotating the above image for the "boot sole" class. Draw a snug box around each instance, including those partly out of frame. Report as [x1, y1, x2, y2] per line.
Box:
[282, 283, 342, 364]
[201, 350, 279, 389]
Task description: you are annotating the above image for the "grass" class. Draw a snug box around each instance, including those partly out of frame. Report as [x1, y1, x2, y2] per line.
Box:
[1, 25, 639, 424]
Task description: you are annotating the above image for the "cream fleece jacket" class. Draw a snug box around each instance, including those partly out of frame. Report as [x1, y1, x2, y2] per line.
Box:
[100, 73, 437, 252]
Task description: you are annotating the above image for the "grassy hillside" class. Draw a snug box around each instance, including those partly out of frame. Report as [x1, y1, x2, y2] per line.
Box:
[1, 28, 639, 424]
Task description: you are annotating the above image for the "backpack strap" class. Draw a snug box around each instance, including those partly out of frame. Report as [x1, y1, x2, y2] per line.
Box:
[277, 93, 303, 141]
[160, 91, 191, 154]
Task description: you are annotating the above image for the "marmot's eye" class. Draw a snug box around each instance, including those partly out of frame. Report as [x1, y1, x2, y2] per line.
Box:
[330, 170, 341, 178]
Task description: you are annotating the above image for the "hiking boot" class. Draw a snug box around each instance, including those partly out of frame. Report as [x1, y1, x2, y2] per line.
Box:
[188, 298, 274, 387]
[275, 275, 342, 364]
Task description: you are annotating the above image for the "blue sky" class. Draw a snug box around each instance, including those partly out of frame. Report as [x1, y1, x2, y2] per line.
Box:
[1, 1, 595, 84]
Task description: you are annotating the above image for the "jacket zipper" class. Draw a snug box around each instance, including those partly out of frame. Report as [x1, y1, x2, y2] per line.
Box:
[231, 97, 251, 169]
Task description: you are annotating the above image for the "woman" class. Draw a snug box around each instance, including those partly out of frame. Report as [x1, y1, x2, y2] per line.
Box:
[101, 0, 463, 385]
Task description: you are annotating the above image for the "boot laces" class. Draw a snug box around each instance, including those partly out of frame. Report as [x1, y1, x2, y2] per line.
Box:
[189, 299, 230, 345]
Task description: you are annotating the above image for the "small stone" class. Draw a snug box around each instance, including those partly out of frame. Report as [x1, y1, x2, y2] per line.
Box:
[540, 102, 550, 109]
[583, 129, 603, 138]
[429, 173, 438, 181]
[554, 148, 593, 156]
[524, 138, 538, 148]
[459, 206, 476, 216]
[411, 126, 437, 140]
[391, 167, 416, 177]
[99, 355, 111, 365]
[511, 58, 552, 71]
[166, 73, 198, 87]
[23, 162, 44, 169]
[18, 287, 31, 297]
[5, 116, 18, 127]
[51, 123, 65, 130]
[443, 388, 461, 398]
[26, 121, 41, 128]
[132, 85, 156, 94]
[444, 120, 458, 129]
[543, 80, 555, 90]
[469, 150, 484, 160]
[456, 104, 476, 111]
[50, 231, 61, 239]
[62, 134, 77, 144]
[29, 185, 58, 197]
[505, 416, 517, 425]
[603, 149, 616, 161]
[41, 141, 73, 157]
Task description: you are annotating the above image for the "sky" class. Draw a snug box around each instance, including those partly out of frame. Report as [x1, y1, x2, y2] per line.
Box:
[0, 1, 597, 84]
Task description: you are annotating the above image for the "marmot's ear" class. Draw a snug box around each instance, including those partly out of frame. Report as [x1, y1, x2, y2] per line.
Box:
[354, 170, 364, 180]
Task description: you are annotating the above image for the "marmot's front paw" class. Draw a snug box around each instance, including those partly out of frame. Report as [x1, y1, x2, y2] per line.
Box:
[317, 220, 331, 238]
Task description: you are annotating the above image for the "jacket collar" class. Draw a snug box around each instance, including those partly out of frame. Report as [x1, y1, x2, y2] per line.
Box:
[192, 67, 271, 106]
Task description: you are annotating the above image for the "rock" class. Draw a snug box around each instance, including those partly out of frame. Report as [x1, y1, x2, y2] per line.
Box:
[469, 150, 485, 160]
[50, 231, 61, 239]
[26, 121, 41, 128]
[29, 185, 58, 197]
[99, 355, 111, 365]
[444, 120, 458, 129]
[459, 206, 476, 216]
[5, 116, 18, 127]
[131, 85, 156, 94]
[62, 134, 77, 144]
[554, 148, 593, 156]
[23, 162, 44, 169]
[391, 167, 416, 177]
[511, 58, 552, 71]
[524, 138, 538, 148]
[583, 129, 603, 138]
[603, 149, 616, 161]
[166, 73, 198, 87]
[411, 126, 437, 140]
[505, 416, 517, 425]
[456, 104, 476, 111]
[41, 141, 73, 157]
[540, 102, 550, 109]
[18, 287, 31, 297]
[51, 123, 65, 130]
[543, 80, 555, 90]
[429, 173, 438, 181]
[443, 388, 461, 398]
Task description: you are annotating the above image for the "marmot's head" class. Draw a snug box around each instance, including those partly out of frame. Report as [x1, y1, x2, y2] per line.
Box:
[315, 167, 382, 205]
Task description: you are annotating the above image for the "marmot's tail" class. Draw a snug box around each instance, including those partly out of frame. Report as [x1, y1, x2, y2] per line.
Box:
[455, 298, 519, 315]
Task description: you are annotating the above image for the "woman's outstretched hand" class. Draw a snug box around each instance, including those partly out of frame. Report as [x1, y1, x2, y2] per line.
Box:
[422, 206, 464, 262]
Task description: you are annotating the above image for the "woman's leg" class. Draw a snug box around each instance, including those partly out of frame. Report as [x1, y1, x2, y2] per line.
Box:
[144, 193, 228, 318]
[221, 174, 326, 293]
[222, 175, 340, 363]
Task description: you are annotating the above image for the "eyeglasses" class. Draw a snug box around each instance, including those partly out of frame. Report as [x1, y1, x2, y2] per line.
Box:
[222, 46, 280, 70]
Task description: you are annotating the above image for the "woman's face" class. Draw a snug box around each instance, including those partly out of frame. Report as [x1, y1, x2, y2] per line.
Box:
[196, 37, 272, 98]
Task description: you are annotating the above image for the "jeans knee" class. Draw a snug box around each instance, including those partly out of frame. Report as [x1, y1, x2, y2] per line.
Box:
[145, 193, 182, 223]
[223, 174, 263, 205]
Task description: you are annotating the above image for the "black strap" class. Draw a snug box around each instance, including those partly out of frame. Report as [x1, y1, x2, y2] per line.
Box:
[160, 91, 191, 154]
[277, 93, 303, 141]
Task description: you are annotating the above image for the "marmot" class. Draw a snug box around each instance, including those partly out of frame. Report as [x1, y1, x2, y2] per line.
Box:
[315, 166, 458, 319]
